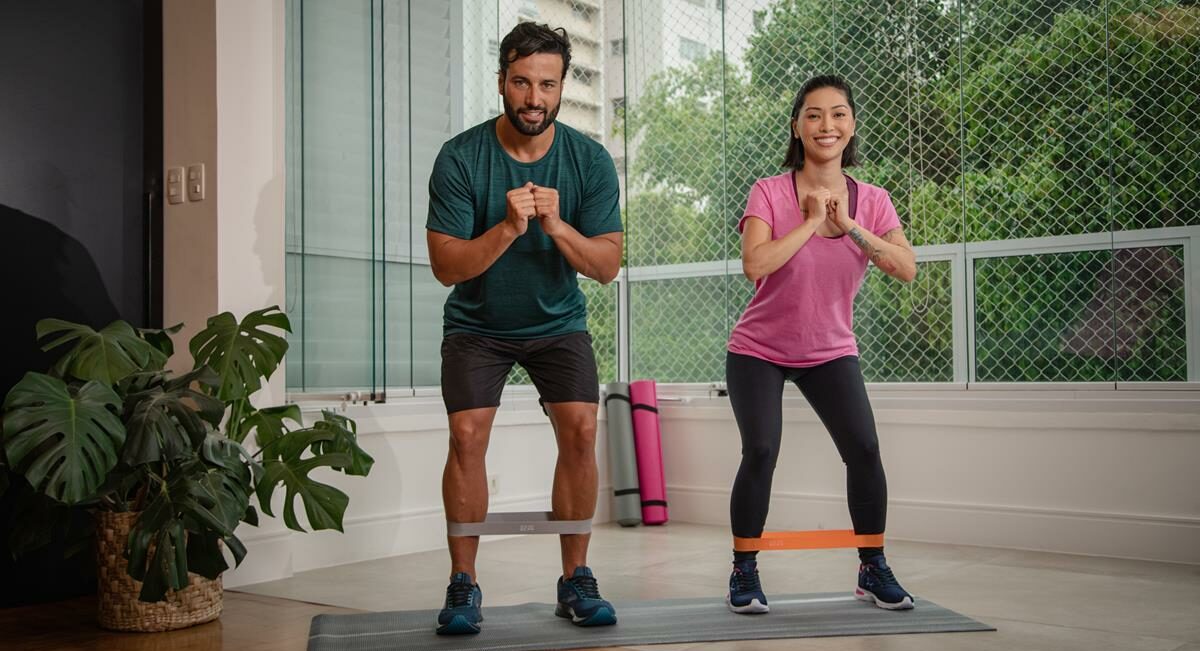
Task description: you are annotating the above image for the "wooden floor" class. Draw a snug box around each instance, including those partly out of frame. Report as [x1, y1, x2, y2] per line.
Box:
[0, 591, 360, 651]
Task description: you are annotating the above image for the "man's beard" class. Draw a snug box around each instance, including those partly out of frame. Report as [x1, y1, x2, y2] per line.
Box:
[503, 95, 560, 136]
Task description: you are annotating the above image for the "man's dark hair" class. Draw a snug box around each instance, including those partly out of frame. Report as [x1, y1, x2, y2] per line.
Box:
[498, 22, 572, 80]
[783, 75, 860, 170]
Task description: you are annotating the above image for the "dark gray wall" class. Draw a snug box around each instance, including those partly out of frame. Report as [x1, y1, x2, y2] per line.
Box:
[0, 0, 159, 607]
[0, 0, 149, 340]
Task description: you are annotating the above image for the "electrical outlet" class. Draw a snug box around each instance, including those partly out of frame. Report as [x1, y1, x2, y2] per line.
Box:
[186, 163, 205, 202]
[487, 475, 499, 496]
[166, 167, 184, 205]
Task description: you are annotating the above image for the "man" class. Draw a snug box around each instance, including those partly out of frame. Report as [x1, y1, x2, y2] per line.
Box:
[425, 22, 623, 636]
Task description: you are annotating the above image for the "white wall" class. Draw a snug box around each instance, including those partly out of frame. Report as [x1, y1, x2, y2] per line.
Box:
[224, 394, 613, 587]
[174, 0, 1199, 590]
[215, 0, 288, 407]
[661, 389, 1200, 565]
[226, 387, 1198, 587]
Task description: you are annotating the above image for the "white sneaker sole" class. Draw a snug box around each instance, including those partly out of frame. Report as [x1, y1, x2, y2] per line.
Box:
[855, 587, 915, 610]
[726, 594, 770, 614]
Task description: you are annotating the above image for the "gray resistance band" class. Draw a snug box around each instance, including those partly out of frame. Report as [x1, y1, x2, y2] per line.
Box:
[446, 511, 592, 536]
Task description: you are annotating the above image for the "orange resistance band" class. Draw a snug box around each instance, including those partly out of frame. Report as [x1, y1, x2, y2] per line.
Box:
[733, 530, 885, 552]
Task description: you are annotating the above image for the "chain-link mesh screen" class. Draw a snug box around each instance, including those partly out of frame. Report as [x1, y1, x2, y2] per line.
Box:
[975, 250, 1114, 382]
[975, 246, 1187, 382]
[581, 278, 620, 384]
[1068, 246, 1188, 382]
[623, 3, 736, 268]
[961, 1, 1110, 241]
[631, 275, 733, 382]
[1109, 2, 1200, 231]
[287, 0, 1197, 391]
[857, 260, 955, 382]
[617, 0, 1196, 385]
[1115, 247, 1188, 381]
[505, 363, 532, 386]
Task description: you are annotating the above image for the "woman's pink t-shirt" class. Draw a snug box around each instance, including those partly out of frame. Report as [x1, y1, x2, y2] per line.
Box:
[727, 172, 902, 367]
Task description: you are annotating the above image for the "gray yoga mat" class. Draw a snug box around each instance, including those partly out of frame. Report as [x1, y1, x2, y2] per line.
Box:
[603, 382, 641, 526]
[307, 592, 994, 651]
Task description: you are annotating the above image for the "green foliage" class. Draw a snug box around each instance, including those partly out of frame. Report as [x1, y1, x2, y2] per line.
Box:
[190, 307, 291, 401]
[2, 374, 124, 504]
[1, 307, 372, 602]
[257, 425, 352, 532]
[856, 262, 956, 382]
[629, 275, 739, 383]
[38, 320, 166, 384]
[580, 281, 618, 384]
[613, 0, 1197, 383]
[122, 368, 225, 467]
[973, 251, 1116, 381]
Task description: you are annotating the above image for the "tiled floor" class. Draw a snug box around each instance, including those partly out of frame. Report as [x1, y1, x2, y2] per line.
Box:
[240, 522, 1200, 650]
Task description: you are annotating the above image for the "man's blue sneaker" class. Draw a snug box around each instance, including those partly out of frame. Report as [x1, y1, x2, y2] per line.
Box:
[436, 572, 483, 635]
[726, 558, 769, 614]
[855, 555, 914, 610]
[555, 566, 617, 626]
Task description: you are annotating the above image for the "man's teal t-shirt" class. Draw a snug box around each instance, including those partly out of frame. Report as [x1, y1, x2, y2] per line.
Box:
[426, 118, 622, 339]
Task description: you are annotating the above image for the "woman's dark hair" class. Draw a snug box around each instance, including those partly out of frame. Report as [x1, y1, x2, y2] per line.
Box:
[782, 75, 860, 170]
[498, 22, 572, 80]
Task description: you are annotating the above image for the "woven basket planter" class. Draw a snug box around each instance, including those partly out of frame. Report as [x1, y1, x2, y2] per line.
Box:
[95, 511, 223, 632]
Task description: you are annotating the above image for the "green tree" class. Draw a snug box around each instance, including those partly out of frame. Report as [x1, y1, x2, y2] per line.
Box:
[615, 0, 1198, 383]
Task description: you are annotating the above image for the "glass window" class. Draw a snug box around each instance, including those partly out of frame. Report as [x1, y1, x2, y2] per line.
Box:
[679, 37, 707, 62]
[286, 0, 1200, 391]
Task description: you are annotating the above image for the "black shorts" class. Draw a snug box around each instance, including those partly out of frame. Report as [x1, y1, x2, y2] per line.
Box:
[440, 331, 599, 414]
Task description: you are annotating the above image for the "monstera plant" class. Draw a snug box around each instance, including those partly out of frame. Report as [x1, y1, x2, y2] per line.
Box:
[0, 307, 372, 602]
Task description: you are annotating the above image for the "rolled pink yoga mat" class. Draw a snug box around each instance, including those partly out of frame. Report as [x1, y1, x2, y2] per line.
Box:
[629, 379, 668, 525]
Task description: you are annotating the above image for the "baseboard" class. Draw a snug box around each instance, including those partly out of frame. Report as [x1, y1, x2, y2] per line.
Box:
[222, 528, 294, 588]
[667, 485, 1200, 565]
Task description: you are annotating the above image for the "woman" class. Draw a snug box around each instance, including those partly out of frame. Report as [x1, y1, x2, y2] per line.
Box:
[725, 75, 918, 614]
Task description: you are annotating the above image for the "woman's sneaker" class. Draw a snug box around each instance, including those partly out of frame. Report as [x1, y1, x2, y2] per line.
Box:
[436, 572, 484, 635]
[555, 566, 617, 626]
[855, 556, 914, 610]
[726, 559, 769, 614]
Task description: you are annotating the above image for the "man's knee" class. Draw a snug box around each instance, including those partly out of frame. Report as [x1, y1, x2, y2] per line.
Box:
[448, 419, 491, 461]
[554, 409, 597, 458]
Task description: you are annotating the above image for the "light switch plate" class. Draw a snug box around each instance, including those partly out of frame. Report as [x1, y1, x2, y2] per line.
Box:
[186, 163, 205, 202]
[166, 166, 184, 205]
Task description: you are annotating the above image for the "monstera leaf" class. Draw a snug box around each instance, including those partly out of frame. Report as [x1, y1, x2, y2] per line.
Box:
[231, 403, 302, 447]
[127, 460, 250, 601]
[308, 411, 374, 477]
[201, 433, 260, 527]
[38, 319, 164, 384]
[256, 428, 351, 533]
[122, 368, 224, 467]
[138, 324, 183, 362]
[189, 307, 290, 401]
[127, 507, 188, 603]
[2, 373, 124, 504]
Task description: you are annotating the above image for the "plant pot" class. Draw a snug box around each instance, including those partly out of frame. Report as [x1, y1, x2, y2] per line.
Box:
[95, 511, 223, 632]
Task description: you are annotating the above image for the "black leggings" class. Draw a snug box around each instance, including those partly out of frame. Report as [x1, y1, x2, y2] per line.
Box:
[727, 352, 886, 556]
